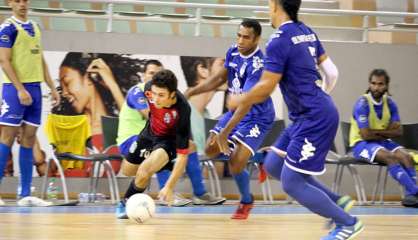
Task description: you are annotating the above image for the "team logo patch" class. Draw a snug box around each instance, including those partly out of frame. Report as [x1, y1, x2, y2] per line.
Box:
[300, 138, 316, 162]
[245, 124, 260, 138]
[0, 100, 10, 117]
[359, 115, 367, 123]
[359, 149, 369, 159]
[137, 97, 146, 104]
[0, 34, 10, 43]
[164, 112, 171, 124]
[252, 56, 263, 74]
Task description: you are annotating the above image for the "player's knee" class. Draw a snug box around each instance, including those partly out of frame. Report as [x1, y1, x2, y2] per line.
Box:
[20, 133, 37, 147]
[134, 170, 152, 187]
[0, 130, 18, 146]
[401, 153, 415, 167]
[381, 153, 398, 165]
[281, 177, 296, 196]
[264, 152, 284, 181]
[137, 167, 153, 180]
[229, 160, 246, 175]
[204, 144, 219, 158]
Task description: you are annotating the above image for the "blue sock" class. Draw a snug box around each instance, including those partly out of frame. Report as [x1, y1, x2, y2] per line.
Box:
[281, 164, 355, 226]
[233, 170, 252, 204]
[264, 151, 341, 202]
[405, 167, 417, 183]
[306, 176, 341, 202]
[388, 164, 418, 195]
[405, 167, 417, 196]
[19, 146, 33, 197]
[264, 151, 284, 181]
[186, 152, 206, 197]
[0, 143, 11, 182]
[156, 170, 171, 189]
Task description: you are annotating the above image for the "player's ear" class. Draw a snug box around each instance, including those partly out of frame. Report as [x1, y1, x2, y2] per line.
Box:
[170, 91, 176, 99]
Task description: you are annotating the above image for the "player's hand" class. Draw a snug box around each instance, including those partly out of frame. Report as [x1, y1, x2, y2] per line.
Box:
[215, 131, 231, 155]
[158, 186, 174, 206]
[50, 89, 61, 107]
[87, 58, 117, 89]
[17, 89, 33, 106]
[226, 94, 242, 111]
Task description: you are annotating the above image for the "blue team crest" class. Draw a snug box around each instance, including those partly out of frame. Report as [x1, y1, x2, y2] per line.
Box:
[252, 56, 263, 74]
[230, 74, 242, 94]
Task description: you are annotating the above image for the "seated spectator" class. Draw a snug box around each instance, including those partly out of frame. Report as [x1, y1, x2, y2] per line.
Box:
[349, 69, 418, 207]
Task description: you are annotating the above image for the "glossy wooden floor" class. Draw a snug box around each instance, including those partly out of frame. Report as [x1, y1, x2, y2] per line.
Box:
[2, 211, 418, 240]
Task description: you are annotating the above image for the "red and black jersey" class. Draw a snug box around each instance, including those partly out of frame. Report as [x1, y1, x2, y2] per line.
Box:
[144, 82, 191, 154]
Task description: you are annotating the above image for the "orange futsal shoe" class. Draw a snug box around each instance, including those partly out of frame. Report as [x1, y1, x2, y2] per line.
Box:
[231, 202, 254, 220]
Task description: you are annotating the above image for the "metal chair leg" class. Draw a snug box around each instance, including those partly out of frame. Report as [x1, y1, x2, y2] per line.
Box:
[207, 160, 222, 198]
[371, 165, 384, 204]
[379, 166, 389, 205]
[331, 164, 341, 192]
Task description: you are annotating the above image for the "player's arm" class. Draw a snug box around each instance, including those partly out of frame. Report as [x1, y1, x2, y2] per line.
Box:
[318, 54, 338, 94]
[159, 98, 191, 203]
[216, 70, 282, 154]
[127, 85, 150, 118]
[359, 128, 386, 141]
[42, 55, 60, 106]
[0, 47, 33, 105]
[371, 121, 402, 138]
[184, 66, 227, 98]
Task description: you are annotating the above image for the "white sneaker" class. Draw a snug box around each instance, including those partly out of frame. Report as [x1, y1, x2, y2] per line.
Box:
[17, 196, 53, 207]
[0, 197, 5, 206]
[156, 192, 192, 207]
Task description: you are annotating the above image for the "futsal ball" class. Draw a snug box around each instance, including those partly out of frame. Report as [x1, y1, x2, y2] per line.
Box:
[126, 193, 156, 224]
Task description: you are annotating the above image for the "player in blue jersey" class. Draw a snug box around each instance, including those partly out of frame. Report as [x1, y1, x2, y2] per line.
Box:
[185, 19, 275, 219]
[0, 0, 60, 206]
[215, 1, 364, 239]
[350, 69, 418, 207]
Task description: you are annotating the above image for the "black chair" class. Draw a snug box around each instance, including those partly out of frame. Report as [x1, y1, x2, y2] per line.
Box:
[335, 121, 406, 205]
[323, 122, 369, 205]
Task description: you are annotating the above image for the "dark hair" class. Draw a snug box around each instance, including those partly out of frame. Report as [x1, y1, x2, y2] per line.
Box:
[366, 68, 391, 95]
[58, 52, 144, 116]
[277, 0, 301, 22]
[151, 69, 178, 93]
[368, 69, 390, 84]
[180, 56, 210, 87]
[241, 18, 262, 37]
[144, 59, 163, 73]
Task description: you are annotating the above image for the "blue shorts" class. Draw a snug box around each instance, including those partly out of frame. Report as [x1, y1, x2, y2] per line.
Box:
[118, 135, 138, 157]
[352, 139, 402, 163]
[272, 111, 339, 175]
[0, 83, 42, 127]
[210, 111, 273, 156]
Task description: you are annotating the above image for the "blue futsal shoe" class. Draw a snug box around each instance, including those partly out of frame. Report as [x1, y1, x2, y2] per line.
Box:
[116, 201, 128, 219]
[321, 218, 364, 240]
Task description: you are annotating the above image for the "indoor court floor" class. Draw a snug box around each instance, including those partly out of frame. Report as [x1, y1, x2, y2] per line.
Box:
[1, 202, 418, 240]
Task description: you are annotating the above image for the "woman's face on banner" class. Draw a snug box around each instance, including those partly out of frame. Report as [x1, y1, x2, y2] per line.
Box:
[59, 66, 91, 113]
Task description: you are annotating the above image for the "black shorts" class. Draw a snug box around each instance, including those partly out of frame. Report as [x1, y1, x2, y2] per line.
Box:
[126, 126, 176, 172]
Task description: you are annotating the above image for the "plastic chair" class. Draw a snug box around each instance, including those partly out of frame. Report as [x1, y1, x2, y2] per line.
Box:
[41, 114, 122, 204]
